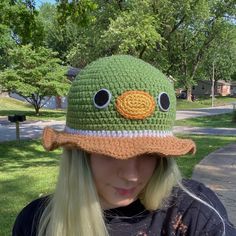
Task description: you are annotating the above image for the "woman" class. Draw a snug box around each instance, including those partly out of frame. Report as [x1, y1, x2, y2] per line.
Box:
[13, 55, 236, 236]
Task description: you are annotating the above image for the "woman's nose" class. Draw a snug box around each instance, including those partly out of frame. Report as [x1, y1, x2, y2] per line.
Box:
[118, 159, 139, 182]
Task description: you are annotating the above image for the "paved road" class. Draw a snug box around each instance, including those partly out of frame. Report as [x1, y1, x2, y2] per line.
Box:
[0, 120, 64, 141]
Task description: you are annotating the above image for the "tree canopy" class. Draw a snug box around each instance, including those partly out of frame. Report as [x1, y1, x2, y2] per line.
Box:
[0, 45, 70, 115]
[0, 0, 235, 103]
[54, 0, 236, 100]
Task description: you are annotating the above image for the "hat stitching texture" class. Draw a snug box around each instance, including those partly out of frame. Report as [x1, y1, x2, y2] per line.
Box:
[64, 126, 173, 137]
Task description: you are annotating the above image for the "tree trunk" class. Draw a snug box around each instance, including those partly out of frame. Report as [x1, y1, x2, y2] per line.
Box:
[187, 87, 192, 101]
[33, 104, 40, 116]
[56, 96, 62, 109]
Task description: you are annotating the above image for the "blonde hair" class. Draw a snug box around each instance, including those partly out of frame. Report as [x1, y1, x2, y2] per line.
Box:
[37, 149, 182, 236]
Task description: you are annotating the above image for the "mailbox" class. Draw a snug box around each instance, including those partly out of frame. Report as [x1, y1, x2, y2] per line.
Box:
[8, 114, 26, 141]
[8, 115, 26, 123]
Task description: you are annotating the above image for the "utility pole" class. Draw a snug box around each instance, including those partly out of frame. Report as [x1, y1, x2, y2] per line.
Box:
[211, 60, 215, 107]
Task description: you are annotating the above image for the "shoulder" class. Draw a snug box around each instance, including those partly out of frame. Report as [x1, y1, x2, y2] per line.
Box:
[12, 196, 51, 236]
[171, 179, 227, 217]
[178, 179, 227, 213]
[164, 179, 236, 235]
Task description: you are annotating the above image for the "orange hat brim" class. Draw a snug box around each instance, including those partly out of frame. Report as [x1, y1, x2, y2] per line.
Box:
[42, 127, 196, 159]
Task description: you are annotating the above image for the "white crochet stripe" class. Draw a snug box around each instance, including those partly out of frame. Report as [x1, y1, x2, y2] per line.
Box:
[64, 126, 173, 138]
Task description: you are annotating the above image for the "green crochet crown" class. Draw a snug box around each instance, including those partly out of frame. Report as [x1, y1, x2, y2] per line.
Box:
[66, 55, 176, 133]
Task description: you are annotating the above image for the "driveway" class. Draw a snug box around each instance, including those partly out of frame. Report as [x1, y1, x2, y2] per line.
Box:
[176, 104, 233, 120]
[0, 120, 65, 142]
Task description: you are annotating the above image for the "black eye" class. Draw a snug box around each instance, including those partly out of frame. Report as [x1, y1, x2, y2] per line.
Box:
[93, 89, 112, 109]
[157, 92, 170, 111]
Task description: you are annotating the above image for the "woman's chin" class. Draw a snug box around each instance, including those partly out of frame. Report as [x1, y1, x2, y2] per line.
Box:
[103, 197, 136, 209]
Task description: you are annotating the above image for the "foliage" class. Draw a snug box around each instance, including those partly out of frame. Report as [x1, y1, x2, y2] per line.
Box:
[0, 0, 44, 47]
[2, 0, 235, 105]
[38, 3, 81, 61]
[0, 45, 70, 115]
[0, 0, 46, 72]
[56, 0, 97, 26]
[54, 0, 236, 96]
[102, 2, 161, 58]
[154, 0, 236, 99]
[0, 24, 15, 70]
[198, 22, 236, 83]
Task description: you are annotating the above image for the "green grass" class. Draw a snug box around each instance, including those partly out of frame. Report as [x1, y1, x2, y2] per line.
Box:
[1, 136, 235, 236]
[176, 135, 236, 177]
[0, 140, 61, 236]
[0, 97, 66, 120]
[175, 113, 236, 128]
[176, 96, 236, 110]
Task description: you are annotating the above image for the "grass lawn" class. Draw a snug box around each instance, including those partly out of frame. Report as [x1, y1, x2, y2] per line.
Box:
[0, 97, 66, 121]
[175, 113, 236, 128]
[1, 136, 235, 236]
[176, 96, 236, 110]
[0, 140, 61, 236]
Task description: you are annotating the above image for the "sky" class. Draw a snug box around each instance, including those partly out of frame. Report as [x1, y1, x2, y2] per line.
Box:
[35, 0, 56, 8]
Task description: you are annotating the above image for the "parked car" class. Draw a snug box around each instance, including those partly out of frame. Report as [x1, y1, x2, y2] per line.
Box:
[177, 91, 196, 101]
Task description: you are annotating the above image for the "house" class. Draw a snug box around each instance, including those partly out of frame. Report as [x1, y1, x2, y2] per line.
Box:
[65, 66, 80, 81]
[230, 81, 236, 97]
[192, 80, 231, 97]
[54, 67, 80, 108]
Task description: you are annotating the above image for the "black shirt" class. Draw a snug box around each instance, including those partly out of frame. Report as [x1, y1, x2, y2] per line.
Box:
[12, 179, 236, 236]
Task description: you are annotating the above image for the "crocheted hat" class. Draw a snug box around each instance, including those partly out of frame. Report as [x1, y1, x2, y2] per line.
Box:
[43, 55, 196, 159]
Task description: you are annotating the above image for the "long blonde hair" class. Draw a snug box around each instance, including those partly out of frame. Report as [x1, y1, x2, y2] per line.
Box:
[37, 149, 181, 236]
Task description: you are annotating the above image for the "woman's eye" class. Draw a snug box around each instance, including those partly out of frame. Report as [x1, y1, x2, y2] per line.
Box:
[93, 89, 112, 109]
[157, 92, 170, 112]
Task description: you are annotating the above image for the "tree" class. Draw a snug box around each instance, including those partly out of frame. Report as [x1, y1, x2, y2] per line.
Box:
[102, 1, 161, 59]
[152, 0, 236, 100]
[0, 44, 70, 115]
[38, 3, 81, 62]
[52, 0, 236, 98]
[199, 22, 236, 83]
[65, 0, 162, 67]
[0, 24, 15, 70]
[0, 0, 44, 47]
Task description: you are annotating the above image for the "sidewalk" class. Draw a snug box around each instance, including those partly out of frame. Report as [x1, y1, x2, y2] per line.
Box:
[174, 126, 236, 136]
[192, 143, 236, 226]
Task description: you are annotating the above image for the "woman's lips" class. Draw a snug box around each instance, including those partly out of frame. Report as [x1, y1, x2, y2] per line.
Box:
[114, 187, 136, 196]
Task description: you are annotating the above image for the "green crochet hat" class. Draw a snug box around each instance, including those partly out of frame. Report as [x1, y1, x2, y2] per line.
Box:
[43, 55, 195, 159]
